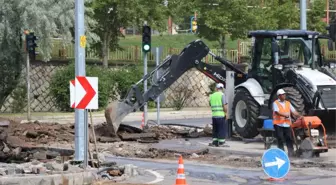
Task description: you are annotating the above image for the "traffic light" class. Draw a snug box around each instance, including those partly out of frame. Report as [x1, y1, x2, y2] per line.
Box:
[142, 25, 151, 53]
[326, 23, 335, 41]
[26, 32, 38, 59]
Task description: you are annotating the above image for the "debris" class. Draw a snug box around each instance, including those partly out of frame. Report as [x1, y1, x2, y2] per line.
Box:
[107, 169, 122, 176]
[119, 133, 157, 141]
[98, 136, 121, 143]
[190, 153, 199, 158]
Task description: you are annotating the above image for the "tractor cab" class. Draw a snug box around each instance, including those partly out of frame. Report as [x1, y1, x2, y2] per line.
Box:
[247, 30, 323, 94]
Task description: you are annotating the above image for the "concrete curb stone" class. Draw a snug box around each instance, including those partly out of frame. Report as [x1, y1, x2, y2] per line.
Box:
[0, 171, 96, 185]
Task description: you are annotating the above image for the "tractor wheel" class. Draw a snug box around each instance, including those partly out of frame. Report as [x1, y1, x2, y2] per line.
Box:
[271, 87, 305, 115]
[232, 88, 261, 138]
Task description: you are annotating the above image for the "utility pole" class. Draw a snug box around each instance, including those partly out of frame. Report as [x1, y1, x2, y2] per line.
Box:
[142, 23, 151, 128]
[300, 0, 307, 30]
[155, 47, 161, 125]
[74, 0, 86, 163]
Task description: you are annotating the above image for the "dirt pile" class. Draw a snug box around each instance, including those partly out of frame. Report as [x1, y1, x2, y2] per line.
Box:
[9, 120, 74, 144]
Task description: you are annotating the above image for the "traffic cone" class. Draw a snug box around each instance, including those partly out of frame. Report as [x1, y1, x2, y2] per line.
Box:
[140, 112, 145, 129]
[174, 156, 188, 185]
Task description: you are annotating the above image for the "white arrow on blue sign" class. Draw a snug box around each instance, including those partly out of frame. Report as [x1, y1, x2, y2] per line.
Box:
[261, 148, 290, 179]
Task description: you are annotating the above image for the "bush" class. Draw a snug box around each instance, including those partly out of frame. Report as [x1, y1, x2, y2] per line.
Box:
[49, 62, 115, 111]
[49, 62, 145, 112]
[171, 85, 193, 111]
[10, 84, 27, 113]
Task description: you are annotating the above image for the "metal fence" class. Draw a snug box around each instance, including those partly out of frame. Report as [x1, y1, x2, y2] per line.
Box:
[44, 39, 240, 64]
[44, 39, 335, 64]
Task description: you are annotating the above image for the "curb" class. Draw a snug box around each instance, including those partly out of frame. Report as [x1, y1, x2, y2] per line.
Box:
[21, 114, 212, 124]
[0, 171, 96, 185]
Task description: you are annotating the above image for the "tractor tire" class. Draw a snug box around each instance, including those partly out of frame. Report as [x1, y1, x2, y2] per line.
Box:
[271, 87, 305, 115]
[232, 88, 261, 138]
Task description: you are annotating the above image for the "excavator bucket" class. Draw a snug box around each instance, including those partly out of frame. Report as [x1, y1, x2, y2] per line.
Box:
[104, 100, 135, 137]
[308, 109, 336, 135]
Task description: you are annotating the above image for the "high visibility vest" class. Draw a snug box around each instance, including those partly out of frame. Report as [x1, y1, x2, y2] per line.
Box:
[210, 92, 225, 117]
[273, 100, 291, 125]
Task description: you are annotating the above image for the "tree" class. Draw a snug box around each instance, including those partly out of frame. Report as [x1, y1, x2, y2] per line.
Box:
[308, 0, 327, 33]
[0, 0, 98, 108]
[91, 0, 169, 68]
[196, 0, 256, 56]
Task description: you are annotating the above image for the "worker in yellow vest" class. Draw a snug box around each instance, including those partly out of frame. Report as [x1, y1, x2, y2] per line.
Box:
[273, 89, 302, 156]
[209, 83, 228, 147]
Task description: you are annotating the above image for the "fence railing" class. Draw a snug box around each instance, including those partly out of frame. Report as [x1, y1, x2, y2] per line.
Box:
[46, 39, 240, 64]
[44, 39, 336, 64]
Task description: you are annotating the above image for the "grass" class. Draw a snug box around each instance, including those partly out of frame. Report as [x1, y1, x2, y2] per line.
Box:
[119, 34, 239, 50]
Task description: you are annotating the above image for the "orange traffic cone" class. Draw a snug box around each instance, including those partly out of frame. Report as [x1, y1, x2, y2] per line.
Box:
[140, 112, 144, 129]
[174, 156, 188, 185]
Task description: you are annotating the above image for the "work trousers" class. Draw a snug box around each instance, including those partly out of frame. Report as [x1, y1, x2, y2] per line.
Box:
[212, 117, 227, 145]
[274, 125, 294, 155]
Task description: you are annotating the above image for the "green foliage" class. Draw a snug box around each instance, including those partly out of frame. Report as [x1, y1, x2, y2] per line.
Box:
[111, 65, 144, 98]
[49, 62, 114, 111]
[308, 0, 327, 33]
[49, 62, 144, 111]
[90, 0, 169, 67]
[10, 84, 27, 113]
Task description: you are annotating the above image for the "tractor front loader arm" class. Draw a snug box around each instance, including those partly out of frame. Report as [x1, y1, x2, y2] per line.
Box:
[105, 40, 245, 137]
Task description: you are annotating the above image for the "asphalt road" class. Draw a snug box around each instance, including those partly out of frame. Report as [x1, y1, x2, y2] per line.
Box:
[122, 117, 211, 128]
[106, 156, 336, 185]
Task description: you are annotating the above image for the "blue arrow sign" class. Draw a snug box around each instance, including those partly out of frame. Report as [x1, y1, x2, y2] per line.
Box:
[261, 148, 290, 179]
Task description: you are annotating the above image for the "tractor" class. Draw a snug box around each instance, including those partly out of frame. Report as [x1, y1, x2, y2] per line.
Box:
[232, 30, 336, 138]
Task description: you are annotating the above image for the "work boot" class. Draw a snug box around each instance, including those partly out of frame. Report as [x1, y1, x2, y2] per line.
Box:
[218, 142, 229, 147]
[209, 141, 218, 147]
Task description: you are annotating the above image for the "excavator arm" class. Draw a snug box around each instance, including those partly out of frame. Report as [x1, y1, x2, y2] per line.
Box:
[105, 40, 247, 136]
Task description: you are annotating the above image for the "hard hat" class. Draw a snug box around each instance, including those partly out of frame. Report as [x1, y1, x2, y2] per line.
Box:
[216, 83, 224, 89]
[277, 89, 286, 96]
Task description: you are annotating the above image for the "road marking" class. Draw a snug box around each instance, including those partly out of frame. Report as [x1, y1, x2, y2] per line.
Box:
[145, 169, 164, 184]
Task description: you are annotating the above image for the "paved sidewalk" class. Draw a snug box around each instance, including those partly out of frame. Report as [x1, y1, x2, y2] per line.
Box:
[2, 107, 211, 124]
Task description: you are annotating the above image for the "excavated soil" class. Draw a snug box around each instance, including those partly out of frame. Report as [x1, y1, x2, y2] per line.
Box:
[0, 118, 206, 163]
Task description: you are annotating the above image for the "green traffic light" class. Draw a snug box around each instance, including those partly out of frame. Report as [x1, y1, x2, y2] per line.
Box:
[143, 44, 150, 52]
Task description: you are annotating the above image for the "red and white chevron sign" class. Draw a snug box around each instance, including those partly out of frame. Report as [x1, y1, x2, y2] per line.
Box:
[69, 76, 98, 109]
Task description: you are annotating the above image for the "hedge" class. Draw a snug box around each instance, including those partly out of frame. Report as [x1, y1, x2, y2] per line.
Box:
[49, 62, 145, 111]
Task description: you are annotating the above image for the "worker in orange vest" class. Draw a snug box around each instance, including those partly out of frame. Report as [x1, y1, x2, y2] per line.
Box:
[272, 89, 303, 156]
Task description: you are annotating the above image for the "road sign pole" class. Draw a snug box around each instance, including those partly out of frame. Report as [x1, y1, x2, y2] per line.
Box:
[83, 109, 88, 169]
[74, 0, 86, 161]
[155, 47, 160, 125]
[144, 52, 148, 127]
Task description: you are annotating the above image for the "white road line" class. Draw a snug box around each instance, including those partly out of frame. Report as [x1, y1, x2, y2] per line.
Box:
[145, 169, 164, 184]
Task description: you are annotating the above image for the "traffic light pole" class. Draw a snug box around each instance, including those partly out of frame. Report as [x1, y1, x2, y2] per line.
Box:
[26, 51, 31, 121]
[143, 52, 148, 127]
